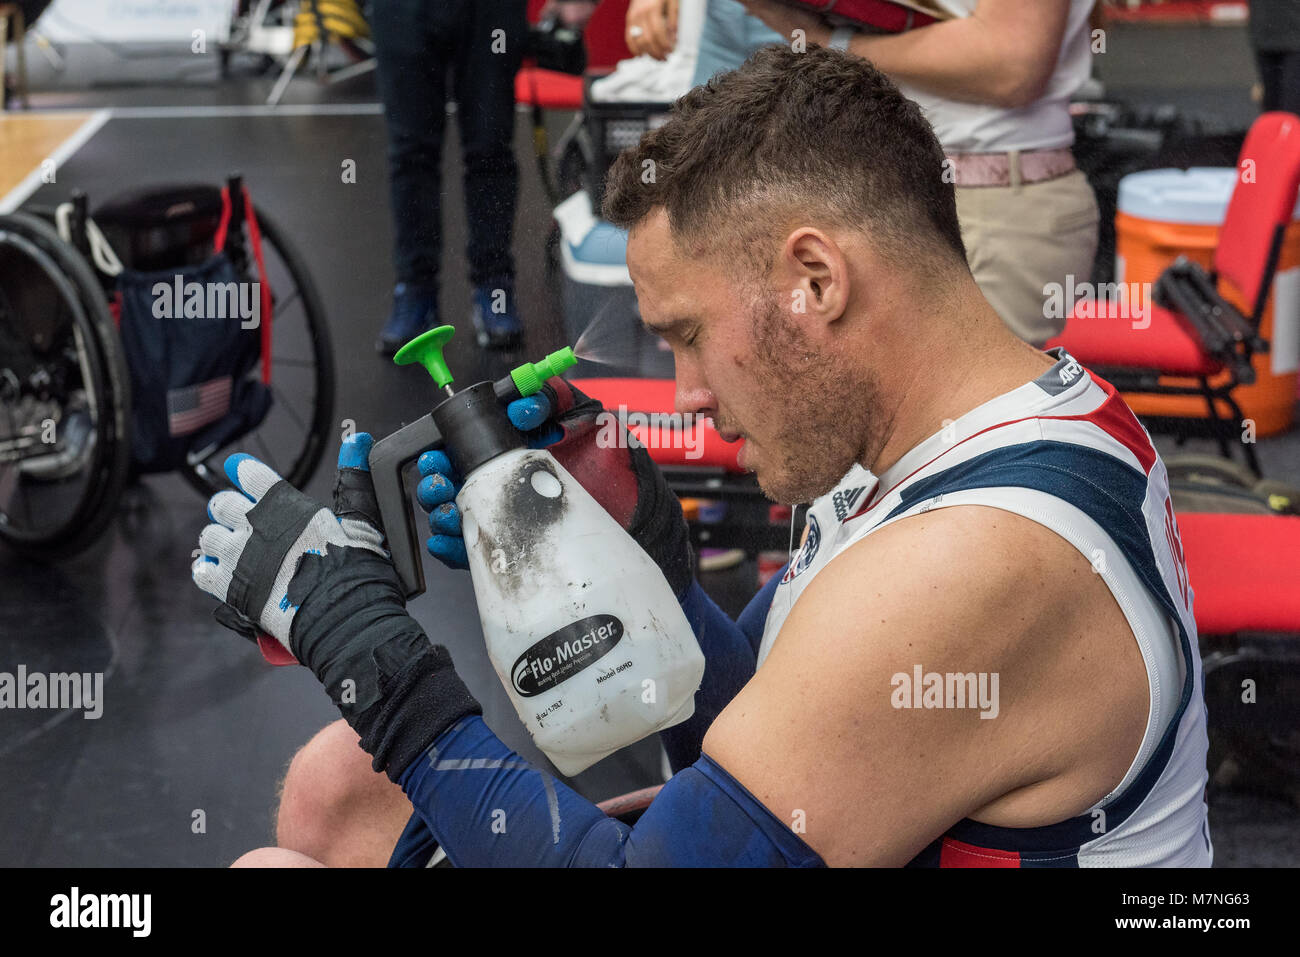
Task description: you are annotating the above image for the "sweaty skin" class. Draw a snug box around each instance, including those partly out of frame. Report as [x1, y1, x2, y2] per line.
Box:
[627, 208, 1148, 867]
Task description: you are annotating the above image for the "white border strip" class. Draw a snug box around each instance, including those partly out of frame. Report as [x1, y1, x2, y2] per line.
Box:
[0, 108, 112, 213]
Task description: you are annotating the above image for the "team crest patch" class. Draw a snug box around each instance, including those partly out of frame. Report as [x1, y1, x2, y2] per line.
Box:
[782, 514, 822, 583]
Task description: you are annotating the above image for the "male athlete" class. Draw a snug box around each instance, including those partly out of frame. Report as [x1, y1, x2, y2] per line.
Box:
[193, 45, 1212, 867]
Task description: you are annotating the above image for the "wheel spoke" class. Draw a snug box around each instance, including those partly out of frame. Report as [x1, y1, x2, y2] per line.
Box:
[272, 287, 302, 320]
[253, 430, 280, 473]
[269, 382, 309, 432]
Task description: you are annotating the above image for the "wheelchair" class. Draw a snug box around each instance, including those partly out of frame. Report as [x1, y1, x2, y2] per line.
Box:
[0, 174, 335, 559]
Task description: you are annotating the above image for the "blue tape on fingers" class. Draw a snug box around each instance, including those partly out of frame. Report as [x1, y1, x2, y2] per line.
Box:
[417, 473, 457, 511]
[339, 432, 374, 471]
[223, 453, 258, 496]
[524, 422, 564, 450]
[428, 502, 461, 536]
[417, 449, 455, 480]
[508, 395, 551, 432]
[426, 534, 468, 569]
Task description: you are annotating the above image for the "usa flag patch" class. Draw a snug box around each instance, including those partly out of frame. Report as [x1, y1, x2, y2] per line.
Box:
[167, 376, 232, 436]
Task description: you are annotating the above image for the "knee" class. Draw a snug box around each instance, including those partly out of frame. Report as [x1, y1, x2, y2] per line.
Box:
[275, 719, 381, 855]
[231, 846, 326, 868]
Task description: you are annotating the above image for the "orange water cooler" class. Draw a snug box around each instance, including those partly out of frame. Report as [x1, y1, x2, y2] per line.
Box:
[1113, 167, 1300, 436]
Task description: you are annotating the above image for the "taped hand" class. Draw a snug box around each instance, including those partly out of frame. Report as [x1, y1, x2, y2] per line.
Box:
[192, 435, 482, 777]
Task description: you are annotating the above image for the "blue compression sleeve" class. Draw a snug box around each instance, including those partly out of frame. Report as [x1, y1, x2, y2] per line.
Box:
[398, 715, 825, 867]
[659, 567, 787, 771]
[660, 570, 787, 770]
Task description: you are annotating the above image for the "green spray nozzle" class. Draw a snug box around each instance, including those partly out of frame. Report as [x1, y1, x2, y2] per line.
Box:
[509, 348, 577, 397]
[393, 325, 576, 398]
[393, 325, 458, 388]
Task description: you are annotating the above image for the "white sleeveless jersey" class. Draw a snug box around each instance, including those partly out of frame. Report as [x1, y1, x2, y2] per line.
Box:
[757, 348, 1213, 867]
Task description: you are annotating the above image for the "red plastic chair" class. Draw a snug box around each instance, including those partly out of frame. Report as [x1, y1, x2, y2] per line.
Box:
[1177, 512, 1300, 635]
[1046, 112, 1300, 477]
[571, 377, 795, 552]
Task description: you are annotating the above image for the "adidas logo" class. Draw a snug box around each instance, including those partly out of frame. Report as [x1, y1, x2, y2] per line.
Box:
[833, 486, 868, 521]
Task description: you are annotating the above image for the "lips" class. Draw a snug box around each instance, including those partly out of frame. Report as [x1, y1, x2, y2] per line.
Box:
[708, 419, 744, 443]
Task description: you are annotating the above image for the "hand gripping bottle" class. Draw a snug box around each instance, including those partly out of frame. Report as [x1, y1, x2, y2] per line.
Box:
[372, 326, 705, 776]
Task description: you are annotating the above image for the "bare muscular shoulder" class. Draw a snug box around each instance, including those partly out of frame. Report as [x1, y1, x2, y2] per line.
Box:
[701, 503, 1149, 867]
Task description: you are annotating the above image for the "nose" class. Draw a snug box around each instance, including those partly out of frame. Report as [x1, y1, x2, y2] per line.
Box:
[673, 354, 716, 419]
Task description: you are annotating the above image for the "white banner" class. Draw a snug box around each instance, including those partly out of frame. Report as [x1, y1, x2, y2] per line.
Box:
[35, 0, 235, 44]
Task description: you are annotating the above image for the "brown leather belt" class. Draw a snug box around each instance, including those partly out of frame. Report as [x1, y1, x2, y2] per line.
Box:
[946, 147, 1077, 188]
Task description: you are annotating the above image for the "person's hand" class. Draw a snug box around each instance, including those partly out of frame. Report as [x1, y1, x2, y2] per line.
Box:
[540, 0, 601, 30]
[737, 0, 832, 46]
[416, 377, 696, 600]
[192, 435, 391, 657]
[625, 0, 678, 60]
[192, 434, 482, 779]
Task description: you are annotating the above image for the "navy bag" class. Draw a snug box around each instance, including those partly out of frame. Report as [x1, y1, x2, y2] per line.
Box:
[96, 184, 273, 474]
[115, 254, 271, 473]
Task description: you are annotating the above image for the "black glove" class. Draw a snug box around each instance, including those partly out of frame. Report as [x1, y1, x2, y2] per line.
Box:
[192, 435, 481, 780]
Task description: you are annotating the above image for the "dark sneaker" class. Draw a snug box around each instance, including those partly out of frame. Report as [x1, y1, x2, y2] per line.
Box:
[376, 283, 438, 357]
[470, 280, 523, 350]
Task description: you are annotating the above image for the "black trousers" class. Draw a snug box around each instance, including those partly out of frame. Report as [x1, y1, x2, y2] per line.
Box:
[370, 0, 529, 289]
[1255, 49, 1300, 115]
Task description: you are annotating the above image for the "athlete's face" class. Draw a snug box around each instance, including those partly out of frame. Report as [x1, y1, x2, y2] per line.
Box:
[627, 209, 881, 504]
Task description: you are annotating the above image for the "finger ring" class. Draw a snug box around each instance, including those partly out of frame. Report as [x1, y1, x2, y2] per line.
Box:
[628, 25, 644, 38]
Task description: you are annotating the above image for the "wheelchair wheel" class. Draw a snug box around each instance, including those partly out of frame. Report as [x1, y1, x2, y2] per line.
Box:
[179, 205, 335, 497]
[0, 212, 132, 558]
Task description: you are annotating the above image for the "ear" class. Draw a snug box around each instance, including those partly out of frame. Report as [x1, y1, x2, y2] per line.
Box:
[779, 227, 850, 329]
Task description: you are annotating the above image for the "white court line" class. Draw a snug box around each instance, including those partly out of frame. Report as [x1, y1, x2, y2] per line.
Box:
[0, 102, 385, 213]
[0, 97, 535, 211]
[107, 102, 385, 119]
[0, 108, 112, 213]
[106, 101, 530, 118]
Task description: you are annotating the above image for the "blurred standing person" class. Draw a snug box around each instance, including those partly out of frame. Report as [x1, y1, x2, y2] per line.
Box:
[371, 0, 597, 355]
[1249, 0, 1300, 114]
[632, 0, 1099, 348]
[626, 0, 784, 85]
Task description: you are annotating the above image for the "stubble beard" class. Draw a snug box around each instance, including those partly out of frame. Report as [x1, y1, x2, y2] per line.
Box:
[747, 286, 884, 505]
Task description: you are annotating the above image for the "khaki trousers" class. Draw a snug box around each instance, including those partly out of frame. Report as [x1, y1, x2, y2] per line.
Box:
[954, 167, 1101, 347]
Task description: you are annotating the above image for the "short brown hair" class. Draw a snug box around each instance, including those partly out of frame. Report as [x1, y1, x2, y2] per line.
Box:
[602, 44, 967, 285]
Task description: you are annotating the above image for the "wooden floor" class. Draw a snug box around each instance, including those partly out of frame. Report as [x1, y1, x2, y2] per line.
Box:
[0, 111, 96, 204]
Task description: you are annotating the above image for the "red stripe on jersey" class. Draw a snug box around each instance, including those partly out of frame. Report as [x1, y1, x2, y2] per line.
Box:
[939, 837, 1021, 868]
[843, 375, 1155, 524]
[1039, 376, 1157, 476]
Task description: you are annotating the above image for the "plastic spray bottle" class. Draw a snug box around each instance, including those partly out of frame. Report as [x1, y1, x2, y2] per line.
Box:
[370, 326, 705, 776]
